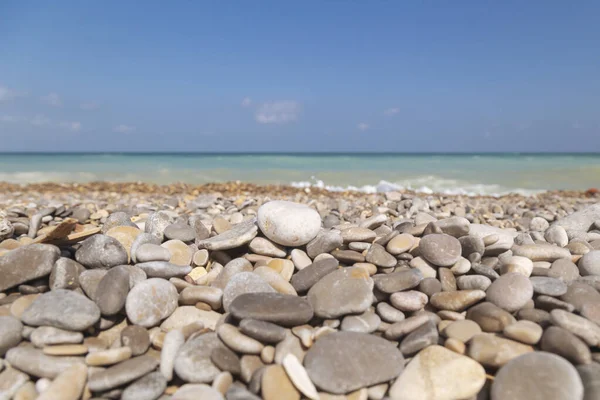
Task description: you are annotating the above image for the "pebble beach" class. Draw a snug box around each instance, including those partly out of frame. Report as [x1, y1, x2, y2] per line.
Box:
[1, 182, 600, 400]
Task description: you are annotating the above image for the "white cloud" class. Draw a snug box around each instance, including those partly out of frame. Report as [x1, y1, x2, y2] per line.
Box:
[80, 102, 99, 110]
[255, 101, 300, 124]
[60, 121, 81, 132]
[357, 122, 370, 131]
[0, 115, 21, 123]
[31, 115, 50, 126]
[114, 124, 136, 134]
[384, 107, 400, 116]
[0, 85, 25, 102]
[41, 93, 62, 107]
[241, 97, 252, 107]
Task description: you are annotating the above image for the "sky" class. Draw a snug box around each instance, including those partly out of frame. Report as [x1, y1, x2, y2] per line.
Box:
[0, 1, 599, 152]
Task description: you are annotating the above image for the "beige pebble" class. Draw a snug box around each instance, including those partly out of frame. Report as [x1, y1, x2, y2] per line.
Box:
[261, 345, 275, 364]
[192, 249, 209, 267]
[37, 364, 87, 400]
[43, 344, 88, 356]
[354, 262, 377, 276]
[445, 337, 466, 354]
[106, 226, 140, 262]
[262, 364, 300, 400]
[291, 249, 312, 270]
[212, 371, 233, 395]
[85, 346, 132, 366]
[10, 294, 39, 318]
[185, 267, 208, 284]
[292, 325, 314, 348]
[367, 383, 388, 400]
[253, 266, 298, 295]
[282, 353, 319, 400]
[503, 320, 543, 345]
[162, 239, 193, 266]
[268, 259, 295, 281]
[12, 381, 37, 400]
[179, 285, 223, 309]
[217, 323, 264, 354]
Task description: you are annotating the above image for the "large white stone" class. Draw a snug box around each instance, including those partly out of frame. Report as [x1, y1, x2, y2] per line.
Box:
[257, 201, 321, 246]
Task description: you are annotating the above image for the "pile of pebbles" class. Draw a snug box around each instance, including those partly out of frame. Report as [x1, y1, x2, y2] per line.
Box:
[1, 185, 600, 400]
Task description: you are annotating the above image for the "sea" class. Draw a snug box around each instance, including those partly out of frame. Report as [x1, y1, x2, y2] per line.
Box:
[1, 153, 599, 196]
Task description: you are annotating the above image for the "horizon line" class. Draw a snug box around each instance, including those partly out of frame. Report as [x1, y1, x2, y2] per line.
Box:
[1, 151, 600, 156]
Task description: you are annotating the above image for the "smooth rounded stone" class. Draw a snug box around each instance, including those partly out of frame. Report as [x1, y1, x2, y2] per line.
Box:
[386, 233, 415, 255]
[222, 272, 275, 312]
[443, 319, 481, 343]
[486, 273, 533, 312]
[5, 346, 84, 378]
[467, 333, 534, 368]
[341, 311, 381, 333]
[211, 346, 241, 375]
[131, 232, 162, 263]
[197, 218, 258, 250]
[248, 237, 286, 258]
[20, 289, 100, 331]
[211, 258, 253, 289]
[304, 331, 404, 394]
[239, 319, 287, 344]
[282, 354, 319, 400]
[307, 267, 374, 319]
[430, 290, 486, 312]
[456, 275, 491, 291]
[350, 242, 372, 253]
[36, 363, 87, 400]
[399, 320, 438, 355]
[536, 295, 575, 312]
[229, 292, 313, 327]
[409, 256, 437, 278]
[530, 216, 550, 231]
[376, 302, 405, 323]
[122, 371, 167, 400]
[0, 244, 60, 292]
[257, 201, 321, 247]
[261, 364, 300, 400]
[9, 294, 38, 318]
[161, 240, 193, 266]
[341, 227, 377, 243]
[290, 258, 339, 293]
[0, 316, 22, 355]
[466, 302, 516, 332]
[126, 278, 178, 328]
[43, 343, 88, 356]
[541, 326, 592, 365]
[106, 225, 140, 261]
[78, 269, 107, 299]
[577, 363, 600, 400]
[450, 257, 471, 275]
[135, 261, 192, 278]
[331, 249, 365, 264]
[550, 309, 600, 346]
[528, 276, 567, 297]
[161, 306, 219, 331]
[174, 332, 227, 383]
[121, 325, 151, 356]
[373, 269, 423, 294]
[30, 326, 83, 348]
[503, 320, 543, 345]
[418, 233, 462, 267]
[438, 267, 456, 291]
[164, 223, 196, 242]
[253, 266, 297, 295]
[365, 243, 396, 268]
[517, 308, 551, 326]
[548, 258, 580, 281]
[136, 243, 171, 263]
[49, 257, 85, 290]
[434, 217, 469, 238]
[172, 384, 225, 400]
[193, 249, 209, 267]
[390, 291, 428, 312]
[306, 229, 343, 258]
[290, 249, 312, 270]
[88, 355, 159, 392]
[179, 286, 223, 309]
[578, 250, 600, 276]
[459, 235, 485, 258]
[545, 225, 569, 247]
[500, 256, 533, 276]
[266, 258, 295, 281]
[160, 329, 185, 381]
[512, 243, 571, 262]
[218, 323, 264, 354]
[491, 352, 584, 400]
[95, 265, 130, 316]
[85, 346, 132, 366]
[101, 211, 136, 233]
[74, 234, 128, 269]
[581, 302, 600, 325]
[144, 211, 173, 239]
[418, 277, 442, 297]
[389, 345, 486, 400]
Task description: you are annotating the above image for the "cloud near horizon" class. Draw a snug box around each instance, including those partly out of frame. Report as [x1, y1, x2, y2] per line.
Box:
[41, 93, 62, 107]
[357, 122, 370, 131]
[114, 124, 136, 133]
[255, 101, 300, 124]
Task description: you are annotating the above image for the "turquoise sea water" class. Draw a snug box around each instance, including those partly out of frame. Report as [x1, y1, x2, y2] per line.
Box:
[0, 153, 599, 195]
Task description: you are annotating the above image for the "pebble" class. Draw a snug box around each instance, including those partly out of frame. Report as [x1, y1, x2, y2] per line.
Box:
[419, 233, 462, 267]
[341, 311, 381, 333]
[74, 234, 128, 269]
[179, 285, 223, 309]
[512, 243, 571, 262]
[491, 352, 584, 400]
[222, 272, 275, 312]
[197, 218, 258, 250]
[130, 232, 162, 263]
[85, 346, 132, 366]
[249, 237, 286, 257]
[254, 266, 297, 295]
[376, 302, 405, 323]
[282, 354, 319, 400]
[257, 201, 321, 246]
[30, 326, 83, 348]
[549, 309, 600, 346]
[541, 326, 592, 365]
[121, 325, 151, 356]
[218, 323, 264, 354]
[172, 384, 225, 400]
[211, 346, 242, 375]
[304, 331, 404, 394]
[94, 265, 130, 316]
[262, 364, 300, 400]
[374, 269, 423, 294]
[486, 272, 534, 312]
[0, 316, 22, 356]
[290, 249, 312, 269]
[307, 267, 374, 319]
[562, 281, 600, 312]
[386, 233, 415, 255]
[456, 274, 491, 291]
[106, 225, 140, 261]
[503, 320, 543, 345]
[164, 222, 196, 242]
[135, 261, 192, 278]
[365, 243, 396, 268]
[229, 292, 313, 327]
[125, 278, 178, 327]
[306, 229, 343, 258]
[136, 243, 171, 262]
[122, 371, 167, 400]
[43, 344, 88, 356]
[576, 363, 600, 400]
[578, 250, 600, 276]
[530, 276, 568, 296]
[160, 329, 185, 381]
[5, 346, 84, 379]
[162, 239, 193, 266]
[160, 306, 219, 331]
[389, 345, 485, 400]
[49, 257, 85, 290]
[174, 332, 227, 383]
[466, 302, 516, 332]
[430, 289, 486, 312]
[341, 227, 376, 243]
[78, 269, 107, 299]
[88, 354, 159, 392]
[390, 291, 428, 312]
[36, 364, 87, 400]
[468, 333, 534, 367]
[239, 319, 287, 343]
[0, 244, 60, 291]
[399, 320, 439, 355]
[548, 258, 580, 281]
[20, 289, 100, 331]
[443, 319, 481, 342]
[500, 255, 533, 276]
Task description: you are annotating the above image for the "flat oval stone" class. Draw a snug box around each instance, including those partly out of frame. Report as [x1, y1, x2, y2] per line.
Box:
[211, 258, 253, 289]
[341, 227, 377, 243]
[131, 232, 162, 263]
[229, 292, 313, 327]
[307, 267, 374, 319]
[197, 218, 258, 251]
[443, 319, 482, 343]
[304, 331, 404, 394]
[121, 325, 150, 356]
[466, 302, 516, 332]
[486, 273, 533, 312]
[389, 345, 486, 400]
[222, 272, 275, 312]
[211, 347, 241, 375]
[88, 355, 159, 392]
[0, 316, 23, 356]
[503, 320, 543, 345]
[249, 237, 287, 258]
[125, 278, 178, 328]
[430, 290, 486, 312]
[0, 244, 60, 292]
[386, 233, 415, 255]
[164, 223, 196, 242]
[530, 276, 568, 296]
[468, 333, 534, 368]
[30, 326, 83, 348]
[37, 363, 87, 400]
[121, 371, 167, 400]
[549, 309, 600, 346]
[75, 234, 128, 269]
[20, 289, 100, 331]
[512, 243, 571, 262]
[218, 323, 264, 354]
[135, 261, 192, 278]
[366, 243, 397, 268]
[373, 269, 423, 294]
[456, 275, 492, 291]
[257, 201, 321, 246]
[5, 346, 84, 378]
[561, 282, 600, 312]
[78, 269, 107, 299]
[172, 384, 225, 400]
[419, 234, 462, 267]
[239, 319, 287, 344]
[290, 258, 339, 294]
[576, 363, 600, 400]
[491, 352, 584, 400]
[541, 326, 591, 365]
[390, 291, 428, 312]
[95, 265, 130, 316]
[49, 257, 85, 290]
[306, 229, 343, 259]
[162, 239, 193, 266]
[261, 364, 300, 400]
[174, 332, 226, 383]
[341, 311, 381, 333]
[399, 320, 439, 356]
[135, 243, 171, 263]
[106, 225, 140, 262]
[579, 250, 600, 276]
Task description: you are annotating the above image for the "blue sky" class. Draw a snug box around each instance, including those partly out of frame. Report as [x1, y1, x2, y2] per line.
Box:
[0, 1, 599, 152]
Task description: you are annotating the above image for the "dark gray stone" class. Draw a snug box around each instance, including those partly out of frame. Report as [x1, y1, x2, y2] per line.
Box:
[0, 244, 60, 292]
[229, 293, 313, 327]
[75, 234, 128, 269]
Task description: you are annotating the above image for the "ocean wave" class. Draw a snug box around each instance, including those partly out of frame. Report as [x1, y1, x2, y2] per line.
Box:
[290, 176, 543, 197]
